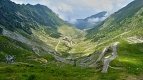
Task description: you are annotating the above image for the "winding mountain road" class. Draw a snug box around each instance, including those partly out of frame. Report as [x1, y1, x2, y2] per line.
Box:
[89, 47, 108, 67]
[96, 47, 108, 62]
[101, 42, 119, 73]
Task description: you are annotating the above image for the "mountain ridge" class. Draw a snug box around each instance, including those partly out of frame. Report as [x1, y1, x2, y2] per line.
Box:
[0, 0, 69, 38]
[86, 0, 143, 42]
[72, 11, 107, 30]
[0, 0, 92, 62]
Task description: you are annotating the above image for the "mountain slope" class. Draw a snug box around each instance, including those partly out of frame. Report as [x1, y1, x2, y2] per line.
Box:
[0, 0, 95, 63]
[72, 11, 107, 30]
[0, 0, 77, 62]
[84, 0, 143, 67]
[0, 0, 69, 38]
[80, 0, 143, 77]
[86, 0, 143, 42]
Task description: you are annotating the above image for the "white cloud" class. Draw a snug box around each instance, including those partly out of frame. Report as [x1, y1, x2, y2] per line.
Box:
[88, 12, 110, 23]
[11, 0, 23, 4]
[81, 0, 113, 11]
[88, 17, 107, 23]
[88, 18, 101, 23]
[11, 0, 133, 22]
[39, 0, 50, 5]
[57, 3, 73, 12]
[69, 18, 77, 24]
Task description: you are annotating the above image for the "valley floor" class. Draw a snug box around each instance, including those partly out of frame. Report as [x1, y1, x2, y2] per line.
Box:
[0, 40, 143, 80]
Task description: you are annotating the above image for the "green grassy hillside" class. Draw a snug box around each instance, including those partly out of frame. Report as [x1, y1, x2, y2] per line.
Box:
[86, 0, 143, 42]
[0, 0, 69, 38]
[0, 0, 143, 80]
[0, 39, 143, 80]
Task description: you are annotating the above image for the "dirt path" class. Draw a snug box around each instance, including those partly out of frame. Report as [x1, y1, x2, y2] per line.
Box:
[55, 40, 61, 52]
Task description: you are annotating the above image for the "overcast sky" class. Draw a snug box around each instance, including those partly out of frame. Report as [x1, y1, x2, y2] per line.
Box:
[11, 0, 133, 23]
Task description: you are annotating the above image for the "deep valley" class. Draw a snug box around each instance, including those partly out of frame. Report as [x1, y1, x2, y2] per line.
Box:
[0, 0, 143, 80]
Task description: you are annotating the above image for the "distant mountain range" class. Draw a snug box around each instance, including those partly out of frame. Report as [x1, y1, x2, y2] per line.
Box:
[72, 11, 107, 30]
